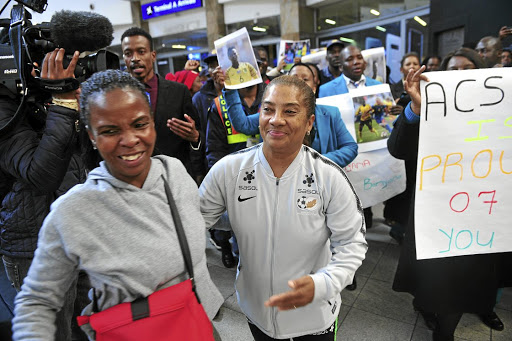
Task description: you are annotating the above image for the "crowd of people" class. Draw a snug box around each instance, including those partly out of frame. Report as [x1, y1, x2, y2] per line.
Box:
[0, 7, 511, 340]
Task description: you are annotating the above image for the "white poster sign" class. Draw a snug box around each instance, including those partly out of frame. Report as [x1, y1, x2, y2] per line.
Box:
[301, 50, 326, 69]
[362, 47, 387, 84]
[316, 94, 406, 208]
[415, 68, 512, 259]
[345, 149, 406, 208]
[214, 28, 262, 89]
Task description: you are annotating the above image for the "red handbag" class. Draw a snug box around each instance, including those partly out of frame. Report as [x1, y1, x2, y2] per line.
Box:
[77, 181, 214, 340]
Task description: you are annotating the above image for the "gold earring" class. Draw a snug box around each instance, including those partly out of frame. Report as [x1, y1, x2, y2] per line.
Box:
[306, 131, 310, 136]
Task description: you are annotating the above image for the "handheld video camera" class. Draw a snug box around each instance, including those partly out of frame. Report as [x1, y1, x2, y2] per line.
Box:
[0, 0, 119, 134]
[0, 0, 119, 98]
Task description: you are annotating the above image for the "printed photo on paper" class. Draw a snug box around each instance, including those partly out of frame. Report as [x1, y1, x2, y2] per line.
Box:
[349, 84, 396, 152]
[214, 28, 262, 89]
[278, 40, 311, 71]
[362, 47, 387, 84]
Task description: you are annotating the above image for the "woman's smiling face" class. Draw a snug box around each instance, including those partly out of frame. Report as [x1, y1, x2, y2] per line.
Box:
[259, 84, 314, 156]
[87, 88, 156, 188]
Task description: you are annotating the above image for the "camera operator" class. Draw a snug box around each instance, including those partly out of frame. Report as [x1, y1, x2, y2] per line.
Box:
[0, 48, 89, 340]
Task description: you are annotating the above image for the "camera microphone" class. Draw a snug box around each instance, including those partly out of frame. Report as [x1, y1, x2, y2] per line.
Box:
[45, 10, 120, 86]
[50, 10, 114, 53]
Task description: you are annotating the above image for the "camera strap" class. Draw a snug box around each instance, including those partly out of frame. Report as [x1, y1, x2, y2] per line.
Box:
[35, 78, 80, 93]
[0, 5, 28, 136]
[9, 4, 28, 91]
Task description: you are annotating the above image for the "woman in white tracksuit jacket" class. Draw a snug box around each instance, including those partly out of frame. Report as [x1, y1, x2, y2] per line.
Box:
[200, 76, 368, 340]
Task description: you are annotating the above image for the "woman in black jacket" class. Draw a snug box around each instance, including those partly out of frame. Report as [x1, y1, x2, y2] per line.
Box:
[0, 48, 89, 340]
[389, 48, 512, 341]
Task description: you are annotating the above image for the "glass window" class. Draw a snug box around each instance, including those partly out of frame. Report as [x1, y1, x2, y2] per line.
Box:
[153, 29, 209, 56]
[319, 21, 403, 83]
[226, 16, 281, 41]
[405, 15, 430, 60]
[319, 21, 400, 51]
[316, 0, 429, 31]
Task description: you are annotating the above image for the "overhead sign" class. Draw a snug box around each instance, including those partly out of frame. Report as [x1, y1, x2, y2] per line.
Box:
[415, 68, 512, 259]
[142, 0, 202, 20]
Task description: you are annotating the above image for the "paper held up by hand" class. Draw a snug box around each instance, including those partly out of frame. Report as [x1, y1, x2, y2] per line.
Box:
[214, 28, 262, 90]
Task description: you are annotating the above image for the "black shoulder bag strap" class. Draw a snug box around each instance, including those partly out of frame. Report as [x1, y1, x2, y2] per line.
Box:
[129, 179, 201, 321]
[92, 179, 202, 320]
[162, 179, 201, 304]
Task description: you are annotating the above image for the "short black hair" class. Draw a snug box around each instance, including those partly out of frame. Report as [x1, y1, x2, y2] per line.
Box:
[340, 45, 362, 62]
[80, 70, 150, 128]
[400, 52, 420, 68]
[289, 63, 315, 79]
[421, 55, 441, 66]
[254, 46, 268, 56]
[121, 27, 153, 51]
[264, 75, 315, 118]
[305, 62, 320, 77]
[440, 47, 485, 70]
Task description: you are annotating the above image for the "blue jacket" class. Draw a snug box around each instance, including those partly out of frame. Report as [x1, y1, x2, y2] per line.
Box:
[223, 89, 357, 167]
[319, 76, 382, 97]
[206, 85, 264, 169]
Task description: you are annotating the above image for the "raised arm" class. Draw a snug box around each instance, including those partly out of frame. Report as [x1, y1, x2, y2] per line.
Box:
[223, 89, 260, 135]
[387, 66, 429, 161]
[0, 49, 80, 192]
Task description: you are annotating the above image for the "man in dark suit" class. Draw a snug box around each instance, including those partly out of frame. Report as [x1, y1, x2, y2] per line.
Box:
[121, 27, 204, 181]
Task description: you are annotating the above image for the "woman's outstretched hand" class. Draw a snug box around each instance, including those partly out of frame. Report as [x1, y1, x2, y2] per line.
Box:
[264, 275, 314, 311]
[404, 65, 429, 116]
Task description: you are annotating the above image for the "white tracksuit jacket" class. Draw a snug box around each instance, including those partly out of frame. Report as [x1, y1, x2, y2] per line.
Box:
[199, 144, 368, 339]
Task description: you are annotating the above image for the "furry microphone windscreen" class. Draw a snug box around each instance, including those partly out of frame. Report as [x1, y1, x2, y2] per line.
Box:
[50, 10, 114, 53]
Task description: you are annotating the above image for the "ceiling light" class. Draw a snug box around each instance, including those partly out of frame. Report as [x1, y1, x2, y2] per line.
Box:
[171, 44, 187, 49]
[414, 16, 427, 26]
[253, 26, 266, 32]
[325, 19, 336, 25]
[375, 26, 386, 32]
[370, 9, 380, 16]
[339, 37, 355, 43]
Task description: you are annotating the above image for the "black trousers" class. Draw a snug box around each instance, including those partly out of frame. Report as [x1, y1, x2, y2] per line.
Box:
[433, 313, 463, 341]
[248, 321, 336, 341]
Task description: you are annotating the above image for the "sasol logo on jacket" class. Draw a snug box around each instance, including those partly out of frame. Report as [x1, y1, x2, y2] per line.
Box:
[296, 172, 320, 212]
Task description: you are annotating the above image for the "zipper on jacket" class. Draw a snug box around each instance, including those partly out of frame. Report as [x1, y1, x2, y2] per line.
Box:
[270, 177, 279, 337]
